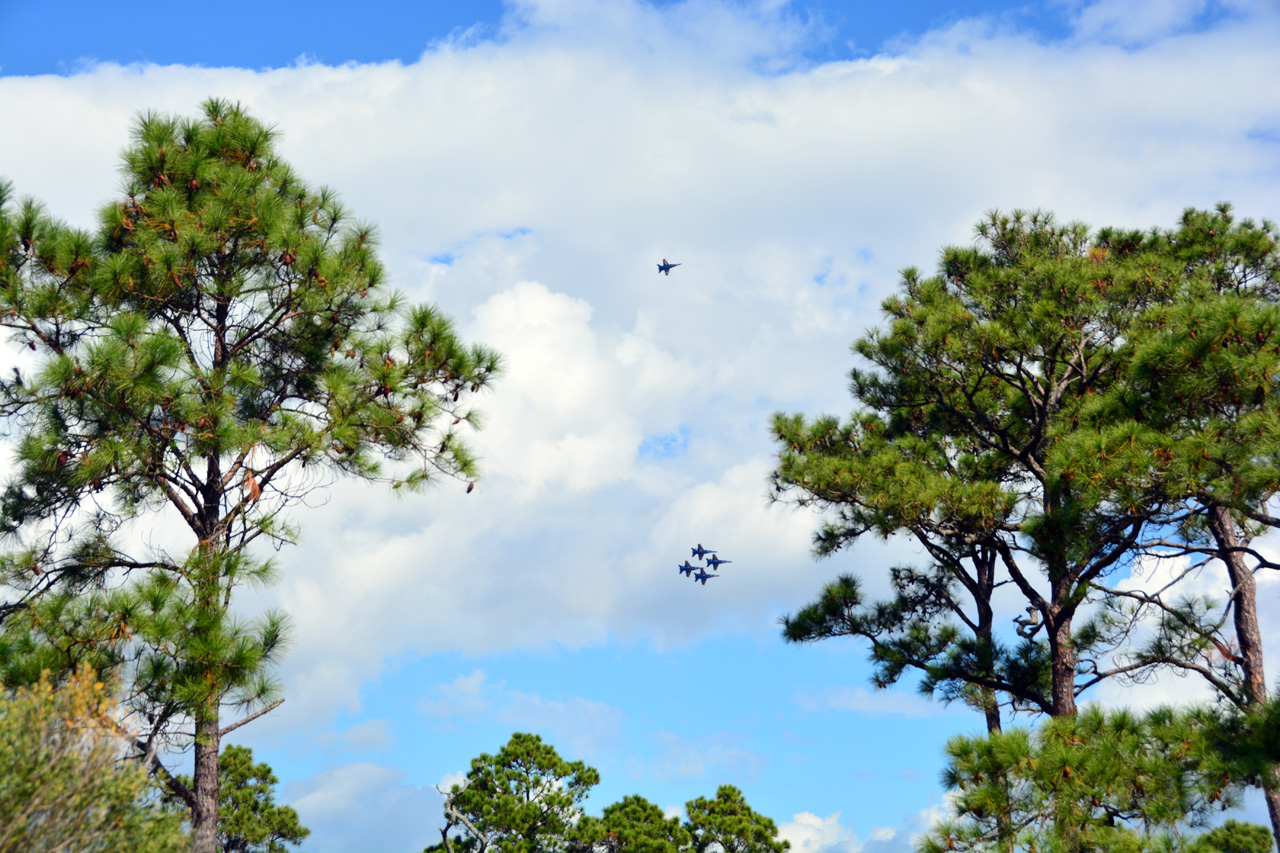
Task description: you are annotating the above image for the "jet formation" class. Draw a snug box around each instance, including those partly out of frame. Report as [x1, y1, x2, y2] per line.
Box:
[678, 543, 731, 586]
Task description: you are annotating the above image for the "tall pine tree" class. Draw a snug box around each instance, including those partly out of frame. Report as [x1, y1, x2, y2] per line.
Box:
[1056, 205, 1280, 847]
[0, 99, 500, 853]
[773, 210, 1171, 722]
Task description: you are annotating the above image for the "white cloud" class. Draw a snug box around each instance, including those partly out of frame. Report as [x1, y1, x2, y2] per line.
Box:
[779, 811, 865, 853]
[910, 794, 957, 843]
[418, 669, 494, 719]
[437, 770, 468, 793]
[779, 804, 951, 853]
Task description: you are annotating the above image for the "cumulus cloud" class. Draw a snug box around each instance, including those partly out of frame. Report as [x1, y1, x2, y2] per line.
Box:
[324, 718, 397, 753]
[1068, 0, 1210, 43]
[779, 811, 865, 853]
[779, 803, 952, 853]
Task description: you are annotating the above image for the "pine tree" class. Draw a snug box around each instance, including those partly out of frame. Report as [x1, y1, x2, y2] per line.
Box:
[436, 732, 601, 853]
[0, 100, 500, 853]
[920, 707, 1266, 853]
[1191, 820, 1275, 853]
[575, 794, 691, 853]
[772, 208, 1280, 849]
[684, 785, 789, 853]
[168, 744, 309, 853]
[1055, 205, 1280, 846]
[773, 210, 1174, 723]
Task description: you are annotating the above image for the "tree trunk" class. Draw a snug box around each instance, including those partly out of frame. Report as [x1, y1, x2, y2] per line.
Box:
[973, 550, 1013, 853]
[1207, 505, 1278, 850]
[1265, 781, 1280, 853]
[191, 709, 221, 853]
[1208, 506, 1268, 703]
[1048, 609, 1077, 717]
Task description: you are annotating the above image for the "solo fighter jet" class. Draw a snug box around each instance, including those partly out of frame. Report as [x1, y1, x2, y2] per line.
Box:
[692, 568, 719, 585]
[678, 560, 698, 577]
[657, 259, 681, 276]
[691, 544, 716, 560]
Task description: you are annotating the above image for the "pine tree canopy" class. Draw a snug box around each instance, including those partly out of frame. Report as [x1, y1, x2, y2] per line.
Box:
[440, 732, 601, 853]
[683, 785, 789, 853]
[579, 794, 692, 853]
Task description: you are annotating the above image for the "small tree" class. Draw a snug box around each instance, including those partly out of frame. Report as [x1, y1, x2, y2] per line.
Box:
[920, 706, 1264, 853]
[0, 666, 187, 853]
[0, 99, 500, 853]
[438, 732, 601, 853]
[575, 794, 691, 853]
[684, 785, 789, 853]
[170, 744, 309, 853]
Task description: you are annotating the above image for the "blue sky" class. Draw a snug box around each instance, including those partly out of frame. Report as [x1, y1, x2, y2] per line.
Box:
[2, 1, 1279, 852]
[0, 1, 1075, 73]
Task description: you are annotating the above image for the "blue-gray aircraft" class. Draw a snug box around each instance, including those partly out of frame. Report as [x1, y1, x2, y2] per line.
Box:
[678, 560, 698, 577]
[658, 258, 681, 276]
[693, 568, 718, 585]
[705, 554, 731, 570]
[691, 543, 716, 560]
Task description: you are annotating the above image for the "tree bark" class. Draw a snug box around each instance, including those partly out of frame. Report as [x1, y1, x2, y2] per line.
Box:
[1048, 603, 1077, 717]
[191, 709, 221, 853]
[1207, 506, 1267, 703]
[1207, 505, 1278, 851]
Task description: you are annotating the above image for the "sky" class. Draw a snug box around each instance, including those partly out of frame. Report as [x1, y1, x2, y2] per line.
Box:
[2, 1, 1279, 851]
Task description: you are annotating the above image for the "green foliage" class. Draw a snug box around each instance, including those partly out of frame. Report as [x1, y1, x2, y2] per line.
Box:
[0, 99, 500, 851]
[919, 706, 1257, 853]
[1189, 820, 1275, 853]
[684, 785, 789, 853]
[441, 732, 601, 853]
[1060, 205, 1280, 514]
[1050, 206, 1280, 712]
[433, 737, 788, 853]
[170, 744, 310, 853]
[0, 666, 187, 853]
[576, 794, 693, 853]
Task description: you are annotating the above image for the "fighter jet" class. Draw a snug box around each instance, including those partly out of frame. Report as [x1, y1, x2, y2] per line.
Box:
[705, 554, 731, 571]
[678, 560, 698, 577]
[657, 259, 681, 276]
[692, 568, 719, 585]
[691, 544, 716, 560]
